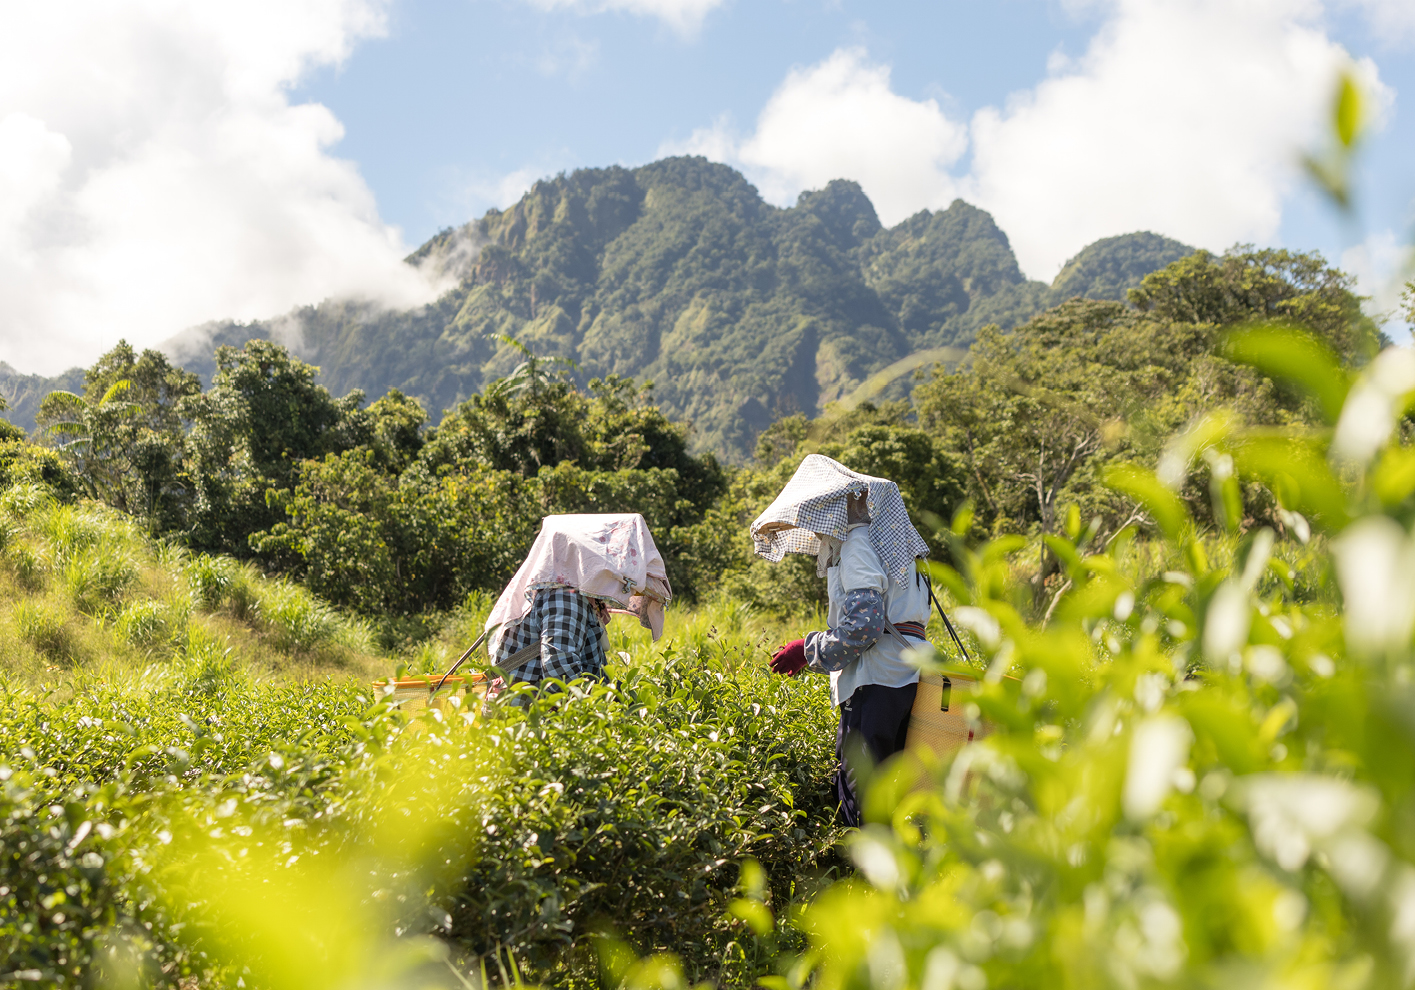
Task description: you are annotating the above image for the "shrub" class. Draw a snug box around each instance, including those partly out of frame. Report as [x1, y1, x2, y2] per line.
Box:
[0, 600, 842, 988]
[185, 554, 234, 610]
[37, 504, 104, 558]
[14, 600, 80, 665]
[194, 570, 376, 658]
[115, 599, 171, 648]
[59, 550, 138, 615]
[224, 565, 261, 622]
[444, 644, 843, 986]
[6, 541, 46, 590]
[0, 654, 375, 987]
[0, 481, 58, 519]
[255, 581, 346, 653]
[185, 554, 262, 623]
[0, 772, 170, 986]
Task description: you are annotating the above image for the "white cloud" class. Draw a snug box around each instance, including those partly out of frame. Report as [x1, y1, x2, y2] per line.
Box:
[659, 49, 968, 226]
[738, 50, 967, 225]
[668, 1, 1392, 282]
[1342, 229, 1414, 318]
[1340, 0, 1415, 44]
[521, 0, 725, 35]
[0, 0, 441, 375]
[0, 115, 70, 235]
[661, 115, 739, 163]
[967, 0, 1379, 279]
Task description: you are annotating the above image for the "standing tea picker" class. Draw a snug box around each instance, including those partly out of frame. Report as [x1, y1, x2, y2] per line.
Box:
[438, 513, 671, 703]
[754, 454, 967, 827]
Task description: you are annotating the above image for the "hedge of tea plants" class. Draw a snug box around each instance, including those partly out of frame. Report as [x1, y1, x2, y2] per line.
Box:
[0, 513, 846, 989]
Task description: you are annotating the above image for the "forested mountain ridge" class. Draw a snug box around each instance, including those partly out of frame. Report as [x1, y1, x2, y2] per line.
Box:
[6, 157, 1193, 460]
[0, 363, 85, 426]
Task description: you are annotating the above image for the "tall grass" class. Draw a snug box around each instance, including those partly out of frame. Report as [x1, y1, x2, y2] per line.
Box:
[0, 489, 382, 684]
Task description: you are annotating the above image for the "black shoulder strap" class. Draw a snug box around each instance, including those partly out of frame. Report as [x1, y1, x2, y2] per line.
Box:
[433, 620, 537, 694]
[922, 570, 971, 664]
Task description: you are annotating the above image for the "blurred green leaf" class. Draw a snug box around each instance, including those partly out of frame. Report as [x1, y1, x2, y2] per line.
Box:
[951, 502, 975, 537]
[1223, 324, 1349, 424]
[1336, 70, 1363, 148]
[1371, 445, 1415, 508]
[1043, 535, 1084, 579]
[1229, 434, 1349, 530]
[1104, 462, 1188, 540]
[729, 898, 774, 937]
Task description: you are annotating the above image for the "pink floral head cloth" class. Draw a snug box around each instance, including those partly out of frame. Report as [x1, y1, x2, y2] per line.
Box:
[486, 513, 672, 651]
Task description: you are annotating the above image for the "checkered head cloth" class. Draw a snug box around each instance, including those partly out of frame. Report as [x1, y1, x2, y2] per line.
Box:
[750, 454, 930, 589]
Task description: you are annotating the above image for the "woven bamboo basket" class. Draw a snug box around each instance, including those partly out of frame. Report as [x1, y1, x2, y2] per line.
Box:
[372, 673, 487, 713]
[905, 670, 991, 758]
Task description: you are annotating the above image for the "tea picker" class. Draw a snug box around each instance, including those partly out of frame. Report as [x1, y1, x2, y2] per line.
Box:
[754, 454, 974, 827]
[430, 513, 672, 705]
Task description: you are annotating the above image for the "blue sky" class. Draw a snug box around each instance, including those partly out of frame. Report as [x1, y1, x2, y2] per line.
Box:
[1, 0, 1413, 373]
[293, 0, 1108, 239]
[293, 0, 1415, 295]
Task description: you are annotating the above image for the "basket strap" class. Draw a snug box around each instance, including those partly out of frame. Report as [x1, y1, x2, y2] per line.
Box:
[497, 642, 542, 674]
[923, 572, 971, 663]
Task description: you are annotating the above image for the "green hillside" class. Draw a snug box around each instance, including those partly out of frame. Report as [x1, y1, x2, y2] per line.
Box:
[0, 363, 85, 435]
[1049, 230, 1194, 301]
[7, 158, 1193, 459]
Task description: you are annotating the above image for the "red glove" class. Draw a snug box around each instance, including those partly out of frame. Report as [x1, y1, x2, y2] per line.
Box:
[770, 639, 807, 676]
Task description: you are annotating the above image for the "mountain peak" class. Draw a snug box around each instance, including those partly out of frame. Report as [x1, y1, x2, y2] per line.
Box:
[794, 179, 882, 249]
[1051, 231, 1195, 302]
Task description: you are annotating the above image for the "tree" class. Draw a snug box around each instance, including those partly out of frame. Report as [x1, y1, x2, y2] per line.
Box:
[250, 451, 536, 618]
[1128, 246, 1385, 361]
[344, 389, 429, 474]
[182, 340, 364, 553]
[37, 379, 137, 503]
[418, 342, 725, 517]
[914, 248, 1379, 610]
[419, 342, 592, 478]
[917, 302, 1161, 542]
[248, 355, 729, 613]
[35, 341, 200, 531]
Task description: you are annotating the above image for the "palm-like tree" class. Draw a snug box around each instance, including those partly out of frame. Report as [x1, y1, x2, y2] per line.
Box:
[484, 333, 578, 402]
[38, 380, 139, 507]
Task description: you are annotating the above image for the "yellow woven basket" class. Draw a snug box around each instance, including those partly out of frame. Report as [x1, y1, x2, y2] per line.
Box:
[371, 674, 487, 713]
[905, 670, 991, 758]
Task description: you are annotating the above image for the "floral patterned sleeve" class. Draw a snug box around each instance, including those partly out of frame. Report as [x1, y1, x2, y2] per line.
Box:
[805, 588, 888, 673]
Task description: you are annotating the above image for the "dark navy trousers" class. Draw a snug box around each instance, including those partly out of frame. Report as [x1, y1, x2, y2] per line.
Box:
[834, 681, 918, 827]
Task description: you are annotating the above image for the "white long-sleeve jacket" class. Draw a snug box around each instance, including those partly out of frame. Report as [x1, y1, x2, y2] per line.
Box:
[805, 523, 930, 706]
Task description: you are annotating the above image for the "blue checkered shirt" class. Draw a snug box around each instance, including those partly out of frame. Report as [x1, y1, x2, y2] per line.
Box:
[493, 587, 609, 688]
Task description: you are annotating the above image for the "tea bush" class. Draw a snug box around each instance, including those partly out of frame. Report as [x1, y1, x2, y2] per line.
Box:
[0, 622, 845, 988]
[0, 653, 380, 985]
[0, 771, 156, 985]
[0, 503, 839, 988]
[448, 645, 842, 986]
